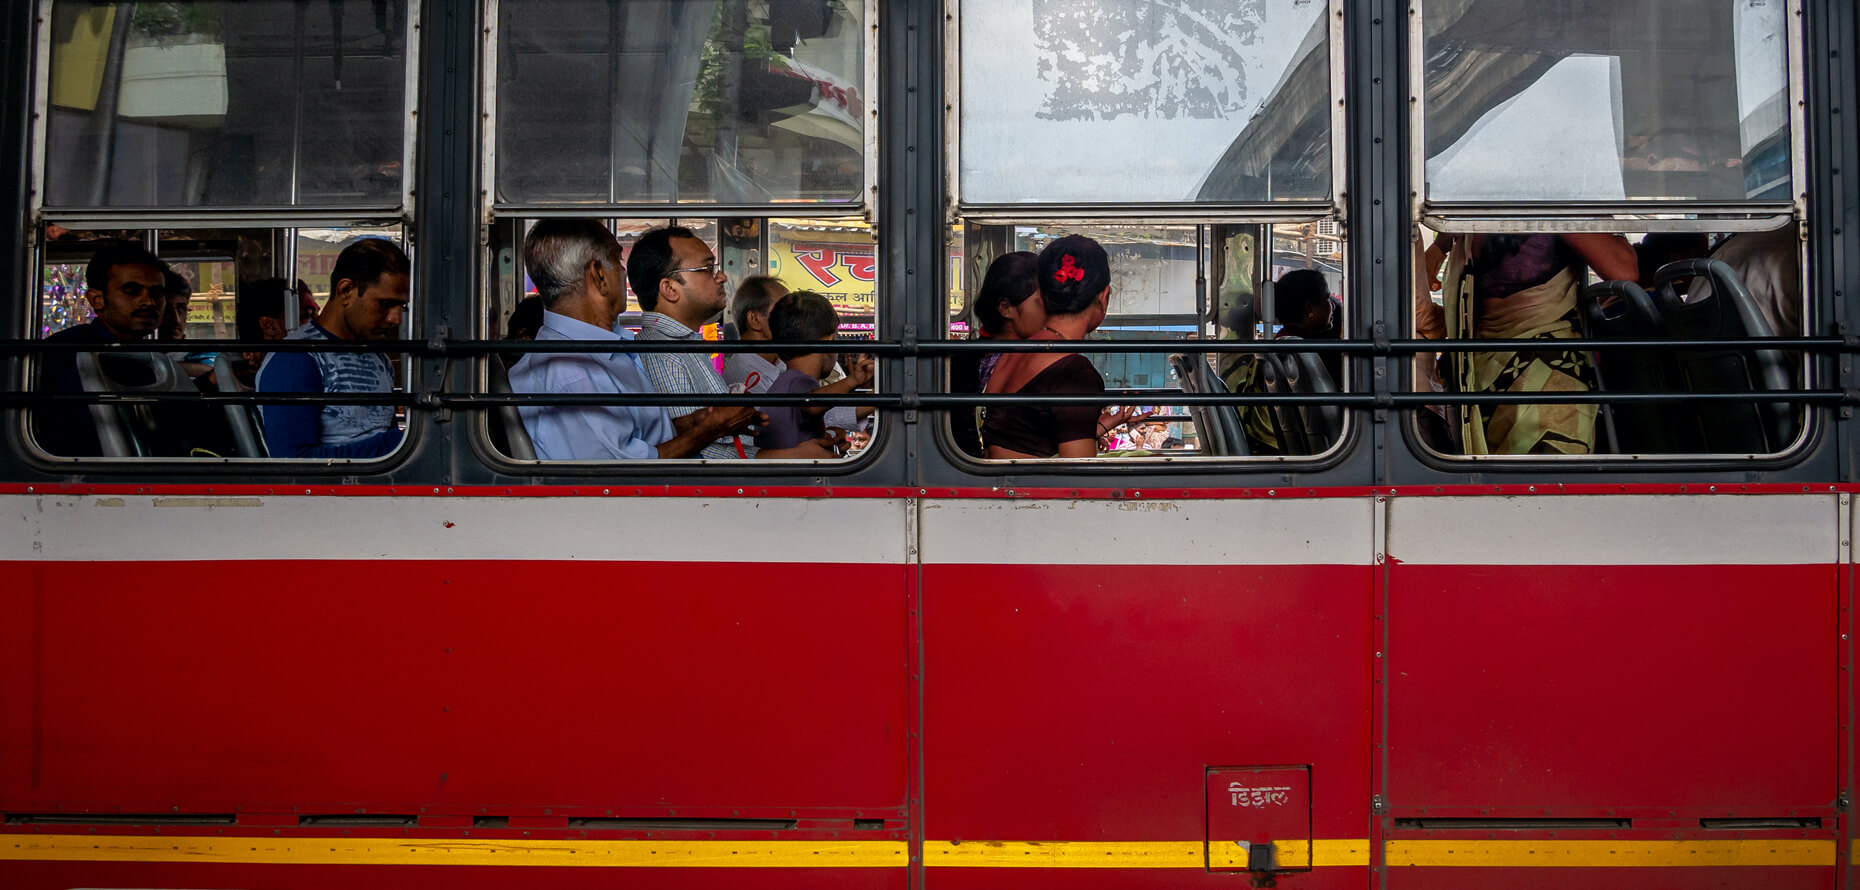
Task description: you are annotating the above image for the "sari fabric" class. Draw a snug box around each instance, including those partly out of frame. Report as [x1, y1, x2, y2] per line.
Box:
[1444, 240, 1597, 455]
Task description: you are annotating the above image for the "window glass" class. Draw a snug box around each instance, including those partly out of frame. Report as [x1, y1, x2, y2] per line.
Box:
[482, 217, 879, 463]
[949, 221, 1347, 460]
[42, 1, 410, 209]
[1409, 225, 1804, 457]
[958, 0, 1331, 205]
[30, 225, 409, 460]
[767, 218, 877, 336]
[495, 0, 867, 206]
[1422, 0, 1791, 203]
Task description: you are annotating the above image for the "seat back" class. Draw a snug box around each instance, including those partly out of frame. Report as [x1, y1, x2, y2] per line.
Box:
[1654, 258, 1796, 452]
[487, 357, 537, 461]
[1577, 281, 1688, 453]
[213, 353, 268, 457]
[1169, 353, 1220, 455]
[1281, 341, 1342, 452]
[1257, 353, 1310, 454]
[1193, 353, 1251, 457]
[74, 351, 196, 457]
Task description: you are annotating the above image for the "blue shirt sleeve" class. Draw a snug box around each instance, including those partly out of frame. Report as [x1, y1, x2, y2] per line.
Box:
[256, 352, 323, 459]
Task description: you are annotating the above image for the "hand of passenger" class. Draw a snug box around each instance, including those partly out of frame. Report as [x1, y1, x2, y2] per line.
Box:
[1097, 405, 1151, 434]
[848, 354, 876, 387]
[697, 405, 758, 438]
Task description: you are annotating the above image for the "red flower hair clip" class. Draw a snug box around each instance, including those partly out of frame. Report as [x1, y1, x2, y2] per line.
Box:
[1053, 255, 1085, 285]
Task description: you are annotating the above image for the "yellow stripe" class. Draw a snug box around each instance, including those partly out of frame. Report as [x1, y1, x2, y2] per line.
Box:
[922, 840, 1370, 868]
[2, 835, 906, 868]
[11, 835, 1825, 870]
[1216, 839, 1373, 868]
[1386, 839, 1836, 868]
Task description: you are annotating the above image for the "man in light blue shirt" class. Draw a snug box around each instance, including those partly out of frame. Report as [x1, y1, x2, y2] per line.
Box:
[509, 219, 754, 460]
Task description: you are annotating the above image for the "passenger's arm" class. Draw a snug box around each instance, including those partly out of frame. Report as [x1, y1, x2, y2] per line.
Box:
[256, 352, 326, 459]
[1563, 233, 1639, 283]
[756, 435, 840, 460]
[802, 356, 874, 416]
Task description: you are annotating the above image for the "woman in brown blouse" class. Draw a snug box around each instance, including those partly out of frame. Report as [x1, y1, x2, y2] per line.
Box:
[982, 235, 1145, 459]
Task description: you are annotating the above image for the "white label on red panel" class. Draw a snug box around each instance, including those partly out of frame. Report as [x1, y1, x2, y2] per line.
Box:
[1229, 783, 1292, 807]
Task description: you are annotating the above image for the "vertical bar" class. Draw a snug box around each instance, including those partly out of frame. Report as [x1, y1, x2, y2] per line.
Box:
[421, 0, 481, 480]
[1372, 492, 1392, 889]
[289, 1, 307, 207]
[1838, 491, 1852, 889]
[80, 2, 133, 207]
[885, 0, 937, 481]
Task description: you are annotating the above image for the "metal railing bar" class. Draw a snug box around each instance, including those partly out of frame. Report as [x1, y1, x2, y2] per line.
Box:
[0, 336, 1847, 357]
[2, 390, 1839, 409]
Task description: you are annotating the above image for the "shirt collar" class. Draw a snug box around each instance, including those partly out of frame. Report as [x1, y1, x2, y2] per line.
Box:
[538, 309, 624, 341]
[640, 311, 700, 340]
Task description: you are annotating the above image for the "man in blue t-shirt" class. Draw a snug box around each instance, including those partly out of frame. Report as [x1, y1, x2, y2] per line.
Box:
[255, 239, 411, 459]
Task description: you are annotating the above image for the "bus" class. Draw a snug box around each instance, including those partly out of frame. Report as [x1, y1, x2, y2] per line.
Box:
[2, 0, 1855, 888]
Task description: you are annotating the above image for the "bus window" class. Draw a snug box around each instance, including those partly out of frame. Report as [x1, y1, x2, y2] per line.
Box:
[954, 0, 1335, 206]
[27, 225, 410, 461]
[481, 217, 879, 464]
[944, 1, 1348, 464]
[40, 1, 412, 210]
[950, 221, 1347, 461]
[1420, 0, 1793, 204]
[1410, 225, 1806, 458]
[492, 0, 868, 207]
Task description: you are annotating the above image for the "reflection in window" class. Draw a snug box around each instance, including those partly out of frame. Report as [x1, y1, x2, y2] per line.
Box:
[495, 1, 866, 206]
[42, 1, 409, 209]
[959, 0, 1331, 204]
[1422, 0, 1791, 203]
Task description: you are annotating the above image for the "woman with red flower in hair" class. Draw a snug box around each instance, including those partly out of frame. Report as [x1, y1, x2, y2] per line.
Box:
[982, 234, 1148, 459]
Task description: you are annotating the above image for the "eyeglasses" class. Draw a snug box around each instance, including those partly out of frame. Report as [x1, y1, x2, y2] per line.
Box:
[663, 260, 719, 280]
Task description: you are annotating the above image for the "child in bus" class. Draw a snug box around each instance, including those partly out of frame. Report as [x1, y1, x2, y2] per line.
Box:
[755, 291, 874, 453]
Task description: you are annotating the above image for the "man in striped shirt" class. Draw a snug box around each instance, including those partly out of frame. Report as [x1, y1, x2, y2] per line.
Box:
[627, 227, 837, 460]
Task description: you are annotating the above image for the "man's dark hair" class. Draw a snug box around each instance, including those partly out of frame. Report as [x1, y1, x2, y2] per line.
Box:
[625, 226, 697, 313]
[85, 242, 168, 295]
[162, 269, 191, 298]
[973, 251, 1038, 337]
[237, 278, 292, 341]
[769, 290, 840, 361]
[506, 295, 545, 340]
[330, 238, 411, 298]
[1274, 269, 1330, 323]
[731, 275, 788, 333]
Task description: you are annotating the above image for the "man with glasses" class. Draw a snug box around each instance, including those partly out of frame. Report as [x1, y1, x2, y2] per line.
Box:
[628, 226, 837, 460]
[34, 242, 169, 456]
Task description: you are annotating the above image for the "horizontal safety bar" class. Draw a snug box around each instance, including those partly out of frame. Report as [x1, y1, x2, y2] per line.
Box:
[0, 337, 1850, 357]
[0, 389, 1843, 409]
